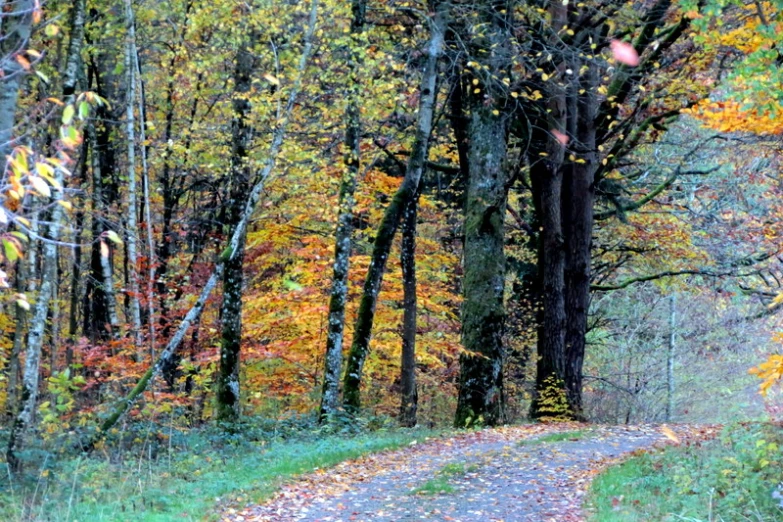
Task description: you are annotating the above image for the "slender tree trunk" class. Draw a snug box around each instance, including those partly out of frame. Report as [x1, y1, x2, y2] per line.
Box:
[319, 0, 367, 421]
[7, 216, 37, 420]
[454, 1, 513, 426]
[123, 0, 142, 349]
[0, 0, 33, 163]
[86, 0, 319, 446]
[342, 9, 445, 412]
[562, 56, 598, 419]
[7, 174, 64, 472]
[6, 0, 85, 470]
[399, 192, 419, 427]
[215, 35, 256, 423]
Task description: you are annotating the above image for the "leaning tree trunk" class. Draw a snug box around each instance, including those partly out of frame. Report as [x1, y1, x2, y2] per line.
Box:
[215, 36, 256, 424]
[562, 54, 598, 419]
[398, 192, 419, 427]
[0, 0, 33, 163]
[453, 2, 513, 428]
[319, 0, 367, 421]
[341, 8, 445, 412]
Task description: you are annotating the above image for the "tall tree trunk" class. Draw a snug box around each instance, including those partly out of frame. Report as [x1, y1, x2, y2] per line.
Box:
[7, 174, 65, 472]
[6, 0, 86, 470]
[0, 0, 33, 163]
[6, 214, 37, 420]
[399, 192, 419, 427]
[123, 0, 142, 349]
[562, 56, 598, 418]
[215, 36, 256, 423]
[319, 0, 367, 421]
[342, 8, 445, 412]
[87, 0, 319, 446]
[454, 1, 513, 428]
[529, 0, 569, 420]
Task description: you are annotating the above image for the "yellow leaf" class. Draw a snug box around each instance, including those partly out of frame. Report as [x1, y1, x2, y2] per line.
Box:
[660, 426, 680, 444]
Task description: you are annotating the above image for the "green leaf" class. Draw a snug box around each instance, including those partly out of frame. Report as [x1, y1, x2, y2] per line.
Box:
[62, 105, 75, 125]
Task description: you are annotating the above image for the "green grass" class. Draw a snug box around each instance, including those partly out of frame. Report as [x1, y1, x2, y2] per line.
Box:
[410, 461, 479, 496]
[586, 423, 783, 522]
[518, 429, 592, 446]
[0, 426, 441, 522]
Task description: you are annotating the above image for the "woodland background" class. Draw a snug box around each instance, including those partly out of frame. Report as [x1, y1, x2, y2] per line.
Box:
[0, 0, 781, 495]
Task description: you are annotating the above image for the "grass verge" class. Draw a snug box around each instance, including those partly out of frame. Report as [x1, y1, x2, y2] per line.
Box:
[586, 422, 783, 522]
[0, 426, 440, 522]
[517, 429, 592, 446]
[410, 461, 480, 496]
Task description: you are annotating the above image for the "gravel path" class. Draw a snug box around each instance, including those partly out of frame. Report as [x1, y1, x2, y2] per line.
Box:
[228, 423, 716, 522]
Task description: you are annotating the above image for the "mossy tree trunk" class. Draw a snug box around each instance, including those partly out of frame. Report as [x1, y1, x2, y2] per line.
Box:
[215, 37, 256, 424]
[342, 7, 445, 413]
[454, 0, 513, 428]
[319, 0, 366, 421]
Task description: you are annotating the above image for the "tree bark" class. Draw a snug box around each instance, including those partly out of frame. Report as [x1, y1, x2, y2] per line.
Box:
[528, 0, 569, 420]
[7, 172, 65, 472]
[454, 1, 513, 427]
[562, 56, 598, 419]
[123, 0, 143, 350]
[399, 191, 419, 427]
[215, 34, 256, 424]
[6, 0, 86, 470]
[342, 8, 445, 412]
[319, 0, 366, 421]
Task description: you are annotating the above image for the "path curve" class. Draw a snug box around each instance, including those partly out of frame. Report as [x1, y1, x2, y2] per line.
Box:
[226, 423, 718, 522]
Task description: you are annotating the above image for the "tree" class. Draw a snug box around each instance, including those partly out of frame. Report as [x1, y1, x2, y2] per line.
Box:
[454, 0, 515, 428]
[319, 0, 367, 422]
[342, 5, 446, 412]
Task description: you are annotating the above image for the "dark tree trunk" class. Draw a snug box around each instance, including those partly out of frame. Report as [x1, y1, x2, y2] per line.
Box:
[342, 9, 445, 412]
[319, 0, 366, 421]
[215, 38, 256, 424]
[399, 192, 419, 427]
[562, 53, 598, 418]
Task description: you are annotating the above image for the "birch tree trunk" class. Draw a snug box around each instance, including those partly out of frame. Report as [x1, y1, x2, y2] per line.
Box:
[6, 174, 65, 472]
[342, 8, 445, 412]
[6, 0, 86, 471]
[123, 0, 142, 348]
[6, 212, 38, 420]
[319, 0, 366, 421]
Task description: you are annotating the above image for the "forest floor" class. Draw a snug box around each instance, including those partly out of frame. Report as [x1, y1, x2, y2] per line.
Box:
[223, 422, 719, 522]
